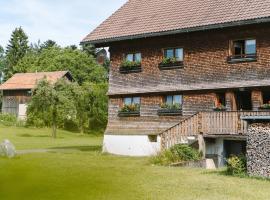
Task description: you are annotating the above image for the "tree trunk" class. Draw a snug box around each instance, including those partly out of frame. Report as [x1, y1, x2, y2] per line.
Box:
[52, 122, 57, 138]
[52, 107, 57, 138]
[79, 118, 84, 135]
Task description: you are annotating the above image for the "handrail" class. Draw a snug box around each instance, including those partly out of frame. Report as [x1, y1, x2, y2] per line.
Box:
[160, 111, 270, 150]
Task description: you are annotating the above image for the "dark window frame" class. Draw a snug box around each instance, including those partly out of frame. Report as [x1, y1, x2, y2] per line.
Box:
[228, 38, 257, 63]
[125, 52, 142, 62]
[163, 47, 184, 61]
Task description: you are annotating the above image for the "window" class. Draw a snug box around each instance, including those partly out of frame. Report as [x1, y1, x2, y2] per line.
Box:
[165, 95, 182, 105]
[164, 48, 183, 61]
[231, 39, 256, 56]
[262, 91, 270, 104]
[126, 53, 141, 62]
[215, 92, 226, 107]
[124, 97, 140, 105]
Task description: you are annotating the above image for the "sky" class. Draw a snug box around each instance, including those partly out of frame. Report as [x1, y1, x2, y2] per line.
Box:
[0, 0, 127, 48]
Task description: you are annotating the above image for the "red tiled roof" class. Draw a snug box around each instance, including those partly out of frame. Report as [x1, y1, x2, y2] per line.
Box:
[0, 71, 71, 90]
[82, 0, 270, 44]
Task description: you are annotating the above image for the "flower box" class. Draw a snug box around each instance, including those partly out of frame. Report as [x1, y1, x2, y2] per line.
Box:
[158, 61, 184, 70]
[213, 108, 227, 112]
[119, 65, 142, 74]
[227, 54, 257, 64]
[157, 109, 182, 116]
[118, 111, 140, 117]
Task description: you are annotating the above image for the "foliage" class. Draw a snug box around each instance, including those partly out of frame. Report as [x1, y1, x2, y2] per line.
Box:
[0, 45, 5, 83]
[15, 46, 107, 85]
[26, 79, 76, 138]
[226, 155, 247, 176]
[82, 43, 96, 57]
[120, 104, 140, 112]
[160, 103, 181, 110]
[5, 27, 29, 80]
[40, 40, 59, 50]
[161, 57, 178, 65]
[150, 144, 201, 166]
[0, 113, 25, 127]
[120, 60, 141, 69]
[213, 103, 226, 111]
[260, 103, 270, 109]
[27, 79, 108, 135]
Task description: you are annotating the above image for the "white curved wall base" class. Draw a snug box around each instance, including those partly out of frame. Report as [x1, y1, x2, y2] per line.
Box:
[103, 135, 161, 156]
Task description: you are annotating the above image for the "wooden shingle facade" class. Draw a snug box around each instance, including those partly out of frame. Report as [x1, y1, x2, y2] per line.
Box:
[83, 0, 270, 160]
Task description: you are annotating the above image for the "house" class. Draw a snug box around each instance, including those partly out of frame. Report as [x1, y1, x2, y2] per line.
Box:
[82, 0, 270, 166]
[0, 71, 73, 119]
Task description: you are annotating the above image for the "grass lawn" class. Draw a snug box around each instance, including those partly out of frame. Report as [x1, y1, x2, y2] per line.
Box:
[0, 126, 269, 200]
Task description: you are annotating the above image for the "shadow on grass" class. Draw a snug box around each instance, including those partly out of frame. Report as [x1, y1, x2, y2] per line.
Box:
[17, 133, 64, 139]
[49, 145, 102, 152]
[203, 169, 270, 181]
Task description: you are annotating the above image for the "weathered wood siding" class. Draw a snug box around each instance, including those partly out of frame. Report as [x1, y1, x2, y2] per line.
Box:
[105, 93, 216, 135]
[106, 23, 270, 136]
[2, 90, 31, 116]
[108, 23, 270, 95]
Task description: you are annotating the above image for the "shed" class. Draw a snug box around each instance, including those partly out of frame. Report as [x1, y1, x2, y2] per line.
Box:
[0, 71, 73, 119]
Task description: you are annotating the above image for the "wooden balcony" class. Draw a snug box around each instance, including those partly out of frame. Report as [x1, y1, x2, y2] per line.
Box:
[160, 111, 270, 150]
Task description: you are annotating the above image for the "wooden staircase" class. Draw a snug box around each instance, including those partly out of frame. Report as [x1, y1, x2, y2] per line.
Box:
[160, 111, 270, 150]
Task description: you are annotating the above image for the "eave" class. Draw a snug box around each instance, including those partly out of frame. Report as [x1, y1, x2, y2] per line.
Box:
[81, 17, 270, 46]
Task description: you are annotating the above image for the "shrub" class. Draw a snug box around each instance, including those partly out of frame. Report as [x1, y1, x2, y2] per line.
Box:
[150, 144, 201, 166]
[0, 113, 25, 127]
[227, 155, 247, 176]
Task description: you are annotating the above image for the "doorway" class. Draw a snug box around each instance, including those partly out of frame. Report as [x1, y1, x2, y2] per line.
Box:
[224, 140, 246, 159]
[235, 91, 252, 110]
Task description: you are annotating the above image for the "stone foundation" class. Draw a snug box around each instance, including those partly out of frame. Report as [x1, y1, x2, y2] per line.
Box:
[247, 123, 270, 178]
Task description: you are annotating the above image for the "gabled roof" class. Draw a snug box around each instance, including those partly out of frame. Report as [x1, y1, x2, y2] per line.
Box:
[82, 0, 270, 45]
[0, 71, 73, 90]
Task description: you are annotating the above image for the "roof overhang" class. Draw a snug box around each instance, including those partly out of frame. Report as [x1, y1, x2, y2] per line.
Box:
[81, 17, 270, 46]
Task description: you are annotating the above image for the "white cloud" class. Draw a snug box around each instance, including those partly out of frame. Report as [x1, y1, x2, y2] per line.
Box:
[0, 0, 127, 48]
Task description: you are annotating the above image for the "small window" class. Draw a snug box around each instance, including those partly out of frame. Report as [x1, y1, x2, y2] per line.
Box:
[215, 92, 226, 107]
[124, 97, 140, 105]
[126, 53, 141, 62]
[165, 95, 182, 105]
[231, 39, 256, 56]
[148, 135, 157, 143]
[164, 48, 183, 61]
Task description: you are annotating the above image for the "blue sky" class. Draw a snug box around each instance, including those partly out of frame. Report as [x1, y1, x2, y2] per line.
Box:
[0, 0, 127, 47]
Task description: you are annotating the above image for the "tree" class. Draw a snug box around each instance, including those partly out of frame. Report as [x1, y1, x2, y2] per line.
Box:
[5, 27, 28, 79]
[16, 46, 107, 84]
[40, 40, 58, 50]
[27, 79, 76, 138]
[0, 45, 5, 83]
[82, 43, 96, 57]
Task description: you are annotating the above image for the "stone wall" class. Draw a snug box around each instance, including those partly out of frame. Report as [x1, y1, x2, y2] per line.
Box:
[247, 123, 270, 178]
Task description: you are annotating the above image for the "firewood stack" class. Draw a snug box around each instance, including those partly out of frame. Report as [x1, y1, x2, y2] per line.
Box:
[247, 123, 270, 178]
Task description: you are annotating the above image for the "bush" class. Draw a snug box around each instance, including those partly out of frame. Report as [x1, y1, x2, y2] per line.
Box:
[150, 144, 201, 166]
[0, 113, 25, 127]
[227, 155, 247, 176]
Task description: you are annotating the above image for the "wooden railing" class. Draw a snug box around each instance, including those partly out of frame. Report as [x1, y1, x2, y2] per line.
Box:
[160, 111, 270, 150]
[160, 113, 200, 150]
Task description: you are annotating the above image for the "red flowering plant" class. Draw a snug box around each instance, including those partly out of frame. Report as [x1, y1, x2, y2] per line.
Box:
[213, 102, 226, 111]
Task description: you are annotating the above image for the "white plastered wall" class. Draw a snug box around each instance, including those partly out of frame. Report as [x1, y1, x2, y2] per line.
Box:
[18, 104, 27, 120]
[103, 134, 161, 156]
[205, 138, 225, 167]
